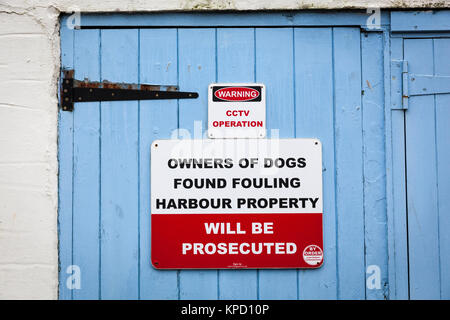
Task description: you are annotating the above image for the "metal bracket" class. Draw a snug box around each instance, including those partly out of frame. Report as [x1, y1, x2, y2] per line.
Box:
[402, 61, 409, 110]
[391, 60, 450, 110]
[60, 69, 198, 111]
[391, 60, 409, 110]
[409, 74, 450, 96]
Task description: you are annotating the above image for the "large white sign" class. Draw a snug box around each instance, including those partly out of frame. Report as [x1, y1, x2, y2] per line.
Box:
[151, 139, 322, 214]
[150, 139, 324, 269]
[208, 83, 266, 139]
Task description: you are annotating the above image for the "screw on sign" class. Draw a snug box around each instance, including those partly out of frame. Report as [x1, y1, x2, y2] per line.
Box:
[303, 245, 324, 266]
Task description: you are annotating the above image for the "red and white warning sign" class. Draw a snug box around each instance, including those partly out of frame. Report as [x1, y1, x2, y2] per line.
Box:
[150, 139, 323, 269]
[208, 83, 266, 139]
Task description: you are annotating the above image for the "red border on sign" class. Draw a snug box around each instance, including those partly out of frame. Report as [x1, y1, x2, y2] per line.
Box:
[151, 213, 323, 269]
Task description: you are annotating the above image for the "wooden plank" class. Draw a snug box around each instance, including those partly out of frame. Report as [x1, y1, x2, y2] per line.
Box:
[139, 29, 179, 299]
[436, 93, 450, 300]
[433, 38, 450, 299]
[256, 28, 294, 139]
[333, 27, 365, 299]
[361, 32, 388, 300]
[178, 28, 216, 136]
[404, 38, 440, 299]
[383, 30, 396, 300]
[178, 28, 218, 299]
[72, 29, 101, 299]
[58, 19, 74, 300]
[387, 36, 409, 300]
[255, 27, 296, 300]
[391, 11, 450, 32]
[294, 27, 337, 300]
[78, 12, 390, 28]
[216, 28, 258, 300]
[100, 29, 139, 299]
[390, 111, 409, 299]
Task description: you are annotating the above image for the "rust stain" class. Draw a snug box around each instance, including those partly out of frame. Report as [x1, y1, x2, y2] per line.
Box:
[73, 79, 178, 92]
[63, 69, 74, 78]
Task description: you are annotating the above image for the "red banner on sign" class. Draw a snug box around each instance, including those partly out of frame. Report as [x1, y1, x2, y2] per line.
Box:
[151, 213, 323, 269]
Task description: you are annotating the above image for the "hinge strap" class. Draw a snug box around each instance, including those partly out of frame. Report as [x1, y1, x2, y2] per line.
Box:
[391, 60, 407, 110]
[60, 69, 198, 112]
[409, 74, 450, 96]
[402, 61, 409, 110]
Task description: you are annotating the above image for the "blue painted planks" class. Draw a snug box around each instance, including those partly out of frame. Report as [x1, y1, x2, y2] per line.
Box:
[391, 11, 450, 32]
[216, 28, 255, 83]
[58, 20, 74, 300]
[78, 12, 389, 29]
[216, 28, 258, 300]
[100, 29, 140, 299]
[72, 29, 101, 299]
[435, 95, 450, 299]
[139, 29, 179, 299]
[255, 28, 296, 300]
[434, 38, 450, 300]
[333, 27, 365, 300]
[178, 28, 216, 137]
[58, 15, 450, 301]
[387, 37, 409, 300]
[404, 38, 440, 299]
[294, 27, 337, 300]
[390, 111, 409, 299]
[361, 32, 388, 300]
[177, 28, 218, 299]
[255, 28, 295, 139]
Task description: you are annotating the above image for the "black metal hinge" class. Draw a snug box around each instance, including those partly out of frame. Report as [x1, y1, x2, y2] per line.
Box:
[60, 69, 198, 111]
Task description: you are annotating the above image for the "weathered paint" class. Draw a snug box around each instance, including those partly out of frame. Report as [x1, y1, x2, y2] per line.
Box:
[57, 11, 450, 300]
[387, 11, 450, 299]
[1, 4, 450, 299]
[361, 31, 389, 300]
[403, 37, 450, 299]
[58, 14, 394, 300]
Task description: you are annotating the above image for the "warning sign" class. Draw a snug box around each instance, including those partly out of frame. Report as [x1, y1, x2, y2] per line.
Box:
[208, 83, 266, 139]
[151, 139, 323, 269]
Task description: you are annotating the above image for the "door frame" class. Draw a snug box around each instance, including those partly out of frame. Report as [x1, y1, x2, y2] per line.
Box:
[58, 10, 391, 300]
[386, 10, 450, 300]
[58, 9, 450, 300]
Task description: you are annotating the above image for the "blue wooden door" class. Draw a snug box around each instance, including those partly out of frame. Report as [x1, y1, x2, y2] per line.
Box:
[59, 13, 389, 300]
[402, 38, 450, 299]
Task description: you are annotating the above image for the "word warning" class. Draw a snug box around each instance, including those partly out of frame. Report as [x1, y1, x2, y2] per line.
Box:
[151, 139, 323, 269]
[208, 83, 266, 139]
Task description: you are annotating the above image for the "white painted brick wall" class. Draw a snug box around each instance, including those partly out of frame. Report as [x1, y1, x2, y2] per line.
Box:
[0, 0, 448, 300]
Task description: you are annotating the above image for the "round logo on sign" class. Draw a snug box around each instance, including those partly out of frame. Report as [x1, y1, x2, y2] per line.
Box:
[303, 245, 323, 266]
